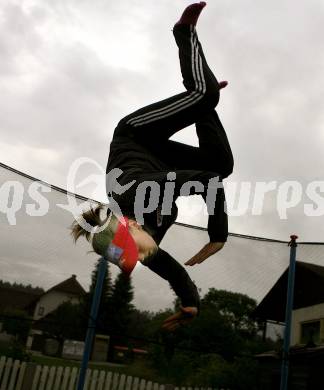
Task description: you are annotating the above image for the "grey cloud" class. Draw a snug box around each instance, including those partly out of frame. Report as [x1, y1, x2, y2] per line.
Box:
[0, 3, 45, 75]
[1, 0, 324, 306]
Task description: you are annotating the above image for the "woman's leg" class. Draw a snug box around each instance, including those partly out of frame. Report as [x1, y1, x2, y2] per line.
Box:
[195, 110, 234, 178]
[115, 21, 221, 145]
[144, 108, 234, 244]
[149, 110, 234, 179]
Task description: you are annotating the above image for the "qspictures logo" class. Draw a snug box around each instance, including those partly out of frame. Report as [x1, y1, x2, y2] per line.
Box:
[1, 158, 324, 231]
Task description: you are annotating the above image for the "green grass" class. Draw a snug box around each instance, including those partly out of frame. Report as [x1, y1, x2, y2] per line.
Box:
[31, 354, 125, 370]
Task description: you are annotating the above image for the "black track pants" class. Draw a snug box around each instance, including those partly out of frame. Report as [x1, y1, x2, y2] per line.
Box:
[118, 25, 220, 138]
[114, 24, 234, 242]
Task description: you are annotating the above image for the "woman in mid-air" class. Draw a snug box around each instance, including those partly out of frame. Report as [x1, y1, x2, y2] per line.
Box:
[72, 2, 234, 331]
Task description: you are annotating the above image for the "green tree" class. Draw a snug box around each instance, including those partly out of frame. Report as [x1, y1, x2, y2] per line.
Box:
[109, 272, 134, 336]
[38, 301, 86, 344]
[175, 289, 266, 360]
[186, 353, 260, 389]
[84, 258, 114, 334]
[128, 309, 154, 340]
[2, 309, 31, 343]
[1, 309, 32, 361]
[202, 288, 259, 335]
[147, 288, 273, 386]
[0, 279, 44, 294]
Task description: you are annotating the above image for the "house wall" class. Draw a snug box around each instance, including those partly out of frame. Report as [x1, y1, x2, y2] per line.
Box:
[33, 291, 80, 321]
[292, 303, 324, 345]
[27, 291, 81, 350]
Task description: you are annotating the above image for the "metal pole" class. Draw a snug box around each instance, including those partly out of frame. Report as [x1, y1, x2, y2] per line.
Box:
[280, 235, 298, 390]
[77, 257, 107, 390]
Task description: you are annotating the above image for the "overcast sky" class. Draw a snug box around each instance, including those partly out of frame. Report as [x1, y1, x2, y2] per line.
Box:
[1, 0, 324, 310]
[1, 0, 324, 242]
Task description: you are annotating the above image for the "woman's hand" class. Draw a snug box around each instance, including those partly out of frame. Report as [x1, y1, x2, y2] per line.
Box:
[162, 306, 198, 332]
[184, 242, 225, 266]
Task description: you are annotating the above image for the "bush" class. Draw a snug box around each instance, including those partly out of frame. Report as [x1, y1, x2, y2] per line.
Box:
[5, 339, 31, 361]
[1, 309, 31, 343]
[187, 354, 259, 389]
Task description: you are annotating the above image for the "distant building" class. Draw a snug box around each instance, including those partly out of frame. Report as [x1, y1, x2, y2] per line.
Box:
[254, 261, 324, 346]
[253, 261, 324, 389]
[31, 275, 85, 322]
[26, 274, 86, 351]
[0, 275, 87, 350]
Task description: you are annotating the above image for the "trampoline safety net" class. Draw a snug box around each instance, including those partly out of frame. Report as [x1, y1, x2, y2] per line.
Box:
[1, 161, 324, 389]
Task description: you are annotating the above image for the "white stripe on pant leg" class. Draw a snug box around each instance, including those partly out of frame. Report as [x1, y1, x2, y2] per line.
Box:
[130, 92, 201, 126]
[132, 94, 205, 127]
[131, 88, 203, 127]
[188, 25, 203, 93]
[193, 35, 206, 94]
[126, 26, 205, 126]
[193, 30, 202, 92]
[198, 50, 206, 94]
[191, 26, 206, 94]
[128, 90, 201, 126]
[130, 55, 205, 126]
[127, 27, 200, 125]
[128, 36, 207, 126]
[130, 34, 206, 126]
[127, 28, 203, 125]
[129, 72, 203, 126]
[191, 25, 198, 91]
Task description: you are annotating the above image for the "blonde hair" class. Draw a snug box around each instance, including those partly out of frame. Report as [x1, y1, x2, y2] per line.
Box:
[70, 204, 120, 257]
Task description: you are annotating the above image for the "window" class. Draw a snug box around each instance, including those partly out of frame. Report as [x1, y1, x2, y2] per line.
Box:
[300, 321, 320, 344]
[38, 306, 45, 316]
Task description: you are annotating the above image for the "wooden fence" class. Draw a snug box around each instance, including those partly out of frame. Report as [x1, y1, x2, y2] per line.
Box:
[0, 356, 225, 390]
